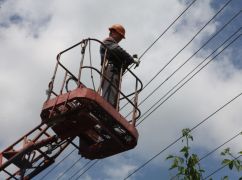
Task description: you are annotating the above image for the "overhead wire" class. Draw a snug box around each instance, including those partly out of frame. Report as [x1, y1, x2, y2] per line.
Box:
[68, 160, 92, 180]
[137, 28, 242, 126]
[124, 9, 241, 118]
[134, 10, 241, 113]
[127, 0, 197, 71]
[170, 130, 242, 180]
[139, 0, 197, 61]
[199, 131, 242, 163]
[121, 0, 197, 110]
[73, 160, 99, 180]
[137, 0, 234, 92]
[121, 0, 234, 111]
[39, 148, 77, 180]
[124, 91, 242, 179]
[56, 156, 82, 180]
[203, 155, 242, 180]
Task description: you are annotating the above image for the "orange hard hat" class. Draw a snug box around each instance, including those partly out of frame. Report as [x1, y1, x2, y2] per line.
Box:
[109, 24, 125, 39]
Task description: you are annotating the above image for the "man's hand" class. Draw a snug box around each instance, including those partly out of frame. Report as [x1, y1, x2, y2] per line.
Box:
[133, 54, 140, 68]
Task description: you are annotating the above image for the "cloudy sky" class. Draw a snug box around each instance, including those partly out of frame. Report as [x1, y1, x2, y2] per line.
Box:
[0, 0, 242, 179]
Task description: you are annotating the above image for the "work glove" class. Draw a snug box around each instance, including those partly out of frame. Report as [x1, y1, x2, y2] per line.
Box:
[133, 54, 140, 68]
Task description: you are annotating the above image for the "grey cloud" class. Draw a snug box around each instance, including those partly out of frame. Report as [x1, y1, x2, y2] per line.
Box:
[0, 0, 52, 38]
[9, 14, 23, 24]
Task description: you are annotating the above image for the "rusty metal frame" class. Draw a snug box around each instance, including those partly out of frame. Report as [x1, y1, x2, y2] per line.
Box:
[0, 123, 75, 179]
[46, 38, 143, 122]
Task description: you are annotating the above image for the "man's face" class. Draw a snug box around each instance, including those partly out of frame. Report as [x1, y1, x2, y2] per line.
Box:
[111, 30, 123, 43]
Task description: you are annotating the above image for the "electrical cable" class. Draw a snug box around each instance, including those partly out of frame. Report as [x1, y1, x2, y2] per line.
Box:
[136, 10, 241, 111]
[139, 0, 197, 60]
[127, 0, 197, 71]
[199, 131, 242, 163]
[170, 130, 242, 180]
[121, 0, 234, 111]
[124, 91, 242, 179]
[137, 29, 242, 126]
[68, 160, 92, 180]
[39, 148, 77, 180]
[123, 10, 241, 118]
[138, 0, 233, 92]
[56, 156, 82, 180]
[73, 160, 99, 180]
[203, 155, 241, 180]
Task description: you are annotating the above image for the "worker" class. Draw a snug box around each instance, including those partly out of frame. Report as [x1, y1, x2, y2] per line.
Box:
[100, 24, 140, 108]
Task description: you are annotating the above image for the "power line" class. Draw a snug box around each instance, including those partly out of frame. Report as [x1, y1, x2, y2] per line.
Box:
[135, 10, 242, 112]
[199, 131, 242, 163]
[121, 0, 234, 111]
[124, 10, 241, 118]
[127, 0, 197, 72]
[73, 160, 99, 180]
[203, 155, 242, 180]
[139, 0, 234, 92]
[39, 148, 77, 180]
[171, 130, 242, 180]
[138, 0, 197, 61]
[56, 156, 82, 180]
[68, 160, 92, 180]
[124, 91, 242, 179]
[121, 0, 197, 109]
[137, 29, 242, 126]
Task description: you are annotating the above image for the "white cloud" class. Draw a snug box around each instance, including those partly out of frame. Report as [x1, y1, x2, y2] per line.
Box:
[104, 164, 137, 180]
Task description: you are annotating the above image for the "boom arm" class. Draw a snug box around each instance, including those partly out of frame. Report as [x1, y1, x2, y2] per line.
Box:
[0, 123, 74, 180]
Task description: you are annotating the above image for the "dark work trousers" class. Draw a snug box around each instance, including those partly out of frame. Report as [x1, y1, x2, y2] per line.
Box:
[101, 64, 120, 108]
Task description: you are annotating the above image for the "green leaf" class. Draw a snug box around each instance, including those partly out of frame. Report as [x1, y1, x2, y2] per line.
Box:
[169, 158, 179, 170]
[234, 161, 240, 171]
[182, 128, 191, 137]
[239, 151, 242, 155]
[180, 146, 189, 153]
[178, 166, 185, 174]
[222, 176, 229, 180]
[239, 165, 242, 171]
[188, 134, 193, 141]
[166, 155, 174, 160]
[228, 161, 234, 170]
[222, 148, 230, 155]
[222, 159, 231, 165]
[178, 157, 184, 164]
[221, 152, 226, 156]
[191, 154, 199, 162]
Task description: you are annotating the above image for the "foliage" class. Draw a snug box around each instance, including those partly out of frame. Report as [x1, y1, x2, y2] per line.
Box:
[220, 147, 242, 180]
[166, 129, 242, 180]
[166, 128, 204, 180]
